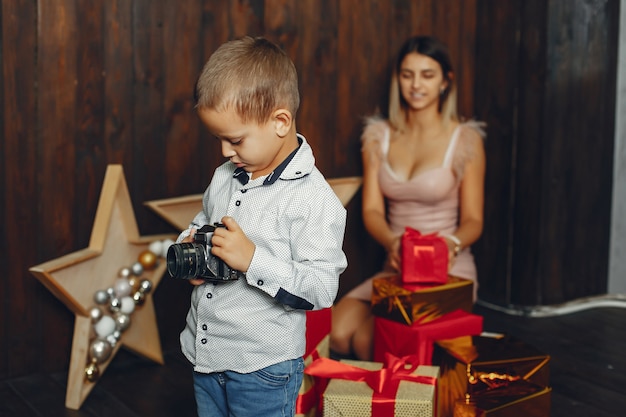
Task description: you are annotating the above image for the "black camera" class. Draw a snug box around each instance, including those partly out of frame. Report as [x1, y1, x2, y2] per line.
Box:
[166, 223, 245, 282]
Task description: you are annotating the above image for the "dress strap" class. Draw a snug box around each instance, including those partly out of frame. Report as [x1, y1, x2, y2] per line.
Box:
[442, 126, 462, 168]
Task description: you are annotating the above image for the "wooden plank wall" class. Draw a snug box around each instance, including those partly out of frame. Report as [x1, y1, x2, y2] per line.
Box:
[0, 0, 619, 379]
[471, 0, 619, 305]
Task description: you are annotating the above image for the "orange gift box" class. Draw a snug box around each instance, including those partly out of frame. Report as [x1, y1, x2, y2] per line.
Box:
[373, 310, 483, 365]
[372, 275, 474, 325]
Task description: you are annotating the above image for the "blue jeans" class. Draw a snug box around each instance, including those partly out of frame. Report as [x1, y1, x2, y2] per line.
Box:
[193, 357, 304, 417]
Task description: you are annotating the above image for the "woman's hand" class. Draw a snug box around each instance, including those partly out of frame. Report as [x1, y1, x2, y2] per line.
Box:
[385, 235, 402, 272]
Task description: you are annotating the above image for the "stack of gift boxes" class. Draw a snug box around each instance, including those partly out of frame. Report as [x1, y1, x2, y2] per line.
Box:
[299, 229, 552, 417]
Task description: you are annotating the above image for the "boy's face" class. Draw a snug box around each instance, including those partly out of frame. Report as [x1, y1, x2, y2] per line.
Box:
[198, 106, 292, 179]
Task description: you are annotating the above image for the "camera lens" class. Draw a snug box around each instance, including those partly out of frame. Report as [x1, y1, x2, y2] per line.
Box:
[166, 242, 207, 280]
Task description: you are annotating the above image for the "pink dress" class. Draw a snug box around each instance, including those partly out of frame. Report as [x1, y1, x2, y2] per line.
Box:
[346, 119, 484, 301]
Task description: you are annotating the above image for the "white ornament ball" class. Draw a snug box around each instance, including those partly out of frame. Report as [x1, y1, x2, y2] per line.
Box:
[120, 296, 135, 314]
[161, 239, 174, 258]
[94, 315, 116, 338]
[131, 261, 144, 276]
[114, 278, 131, 297]
[89, 338, 112, 364]
[149, 240, 164, 257]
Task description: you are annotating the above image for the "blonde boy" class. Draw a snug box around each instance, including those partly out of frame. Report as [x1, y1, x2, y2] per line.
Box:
[177, 36, 347, 417]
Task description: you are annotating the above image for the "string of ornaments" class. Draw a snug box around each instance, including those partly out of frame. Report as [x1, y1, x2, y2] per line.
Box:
[84, 238, 174, 382]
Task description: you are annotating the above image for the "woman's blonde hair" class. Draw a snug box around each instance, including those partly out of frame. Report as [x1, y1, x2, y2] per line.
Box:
[388, 36, 458, 132]
[194, 36, 300, 124]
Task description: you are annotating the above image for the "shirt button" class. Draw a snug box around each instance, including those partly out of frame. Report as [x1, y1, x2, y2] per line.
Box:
[206, 293, 213, 299]
[235, 200, 241, 206]
[201, 338, 207, 344]
[257, 280, 264, 286]
[202, 324, 208, 330]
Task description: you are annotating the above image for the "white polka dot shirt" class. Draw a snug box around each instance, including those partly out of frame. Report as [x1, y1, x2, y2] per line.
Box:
[178, 135, 348, 374]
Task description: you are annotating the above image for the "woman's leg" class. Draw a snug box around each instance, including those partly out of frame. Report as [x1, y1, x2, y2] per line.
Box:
[330, 297, 371, 356]
[352, 313, 375, 360]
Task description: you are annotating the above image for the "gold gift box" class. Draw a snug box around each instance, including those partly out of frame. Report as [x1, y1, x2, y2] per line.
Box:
[456, 381, 552, 417]
[371, 275, 473, 325]
[433, 335, 551, 417]
[323, 360, 439, 417]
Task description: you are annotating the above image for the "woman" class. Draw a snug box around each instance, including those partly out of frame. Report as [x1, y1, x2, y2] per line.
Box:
[330, 36, 486, 361]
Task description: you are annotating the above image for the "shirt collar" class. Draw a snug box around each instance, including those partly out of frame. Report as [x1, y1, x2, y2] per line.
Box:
[232, 136, 303, 186]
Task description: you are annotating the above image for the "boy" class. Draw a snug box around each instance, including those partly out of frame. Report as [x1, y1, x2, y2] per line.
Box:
[177, 36, 347, 417]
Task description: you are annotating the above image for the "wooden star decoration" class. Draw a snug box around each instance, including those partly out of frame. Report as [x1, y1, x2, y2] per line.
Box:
[29, 164, 176, 410]
[144, 176, 363, 231]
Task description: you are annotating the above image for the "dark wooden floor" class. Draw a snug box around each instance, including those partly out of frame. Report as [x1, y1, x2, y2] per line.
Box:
[1, 303, 625, 417]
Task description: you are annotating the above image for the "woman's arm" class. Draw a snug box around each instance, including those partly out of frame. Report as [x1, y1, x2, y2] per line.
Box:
[361, 135, 402, 270]
[445, 128, 486, 254]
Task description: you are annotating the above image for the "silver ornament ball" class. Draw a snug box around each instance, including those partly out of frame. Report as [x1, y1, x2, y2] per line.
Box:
[89, 338, 113, 364]
[114, 312, 131, 332]
[109, 297, 122, 313]
[89, 307, 103, 323]
[132, 291, 145, 305]
[106, 333, 119, 348]
[131, 261, 144, 276]
[93, 290, 109, 305]
[139, 279, 153, 294]
[118, 267, 131, 278]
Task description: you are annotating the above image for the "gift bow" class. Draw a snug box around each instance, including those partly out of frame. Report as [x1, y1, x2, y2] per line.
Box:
[304, 353, 437, 416]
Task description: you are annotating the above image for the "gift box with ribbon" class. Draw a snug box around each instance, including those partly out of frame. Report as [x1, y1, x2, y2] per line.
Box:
[401, 227, 449, 286]
[296, 335, 330, 417]
[296, 308, 332, 417]
[433, 334, 551, 417]
[454, 382, 552, 417]
[373, 309, 484, 364]
[372, 275, 473, 325]
[305, 354, 439, 417]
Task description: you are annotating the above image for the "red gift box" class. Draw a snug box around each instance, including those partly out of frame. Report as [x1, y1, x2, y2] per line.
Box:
[296, 308, 332, 417]
[306, 308, 331, 356]
[374, 309, 483, 364]
[401, 227, 448, 286]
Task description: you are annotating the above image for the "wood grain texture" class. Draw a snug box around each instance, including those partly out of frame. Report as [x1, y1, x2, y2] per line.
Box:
[0, 0, 620, 380]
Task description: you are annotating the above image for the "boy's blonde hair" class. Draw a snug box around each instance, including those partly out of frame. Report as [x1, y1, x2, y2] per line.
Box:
[194, 36, 300, 124]
[388, 36, 458, 132]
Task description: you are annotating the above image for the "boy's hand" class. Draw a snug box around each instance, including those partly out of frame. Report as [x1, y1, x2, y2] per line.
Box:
[210, 216, 255, 273]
